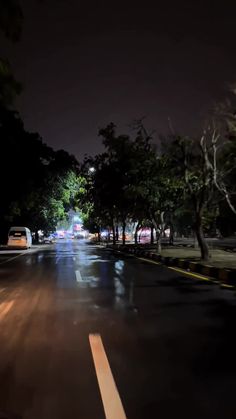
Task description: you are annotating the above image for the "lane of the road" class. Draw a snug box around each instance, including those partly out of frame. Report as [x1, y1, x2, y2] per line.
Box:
[0, 240, 236, 419]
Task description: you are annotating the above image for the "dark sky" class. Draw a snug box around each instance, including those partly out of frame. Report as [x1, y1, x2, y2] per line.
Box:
[2, 0, 236, 159]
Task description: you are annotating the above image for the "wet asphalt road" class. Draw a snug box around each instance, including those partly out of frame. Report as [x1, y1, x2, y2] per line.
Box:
[0, 240, 236, 419]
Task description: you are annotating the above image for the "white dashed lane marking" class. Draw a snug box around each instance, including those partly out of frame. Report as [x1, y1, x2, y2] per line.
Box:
[89, 333, 127, 419]
[0, 300, 14, 321]
[75, 270, 83, 282]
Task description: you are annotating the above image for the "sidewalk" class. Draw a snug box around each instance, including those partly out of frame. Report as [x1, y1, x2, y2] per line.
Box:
[160, 248, 236, 269]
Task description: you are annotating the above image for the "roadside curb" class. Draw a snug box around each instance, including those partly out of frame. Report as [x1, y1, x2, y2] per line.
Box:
[108, 244, 236, 286]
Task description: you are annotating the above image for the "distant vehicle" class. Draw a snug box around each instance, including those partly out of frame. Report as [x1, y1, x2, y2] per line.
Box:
[57, 230, 65, 239]
[43, 235, 55, 244]
[75, 231, 87, 239]
[7, 227, 32, 249]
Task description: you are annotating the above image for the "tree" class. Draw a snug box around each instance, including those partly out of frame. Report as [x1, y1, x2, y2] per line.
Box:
[21, 169, 80, 237]
[78, 124, 137, 245]
[126, 123, 184, 250]
[212, 99, 236, 216]
[0, 107, 80, 242]
[80, 122, 184, 249]
[80, 118, 234, 257]
[166, 133, 218, 261]
[98, 123, 137, 244]
[78, 152, 120, 244]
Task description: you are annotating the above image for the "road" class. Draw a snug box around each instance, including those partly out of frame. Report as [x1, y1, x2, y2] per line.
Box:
[0, 240, 236, 419]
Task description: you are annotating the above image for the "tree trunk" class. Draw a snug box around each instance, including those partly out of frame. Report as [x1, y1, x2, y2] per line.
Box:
[97, 227, 101, 242]
[169, 221, 174, 246]
[35, 230, 39, 244]
[115, 225, 119, 241]
[122, 220, 126, 245]
[150, 226, 154, 244]
[193, 231, 198, 248]
[112, 223, 116, 245]
[160, 211, 165, 238]
[195, 215, 209, 261]
[152, 218, 161, 253]
[156, 231, 161, 253]
[134, 223, 140, 245]
[138, 233, 141, 242]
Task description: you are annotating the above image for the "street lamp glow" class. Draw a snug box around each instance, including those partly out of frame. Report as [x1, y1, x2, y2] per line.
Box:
[89, 167, 95, 173]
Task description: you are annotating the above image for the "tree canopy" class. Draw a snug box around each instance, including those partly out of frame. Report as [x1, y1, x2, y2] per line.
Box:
[0, 107, 80, 242]
[78, 117, 236, 260]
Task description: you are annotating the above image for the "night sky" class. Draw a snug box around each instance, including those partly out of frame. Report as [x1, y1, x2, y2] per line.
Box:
[2, 0, 236, 159]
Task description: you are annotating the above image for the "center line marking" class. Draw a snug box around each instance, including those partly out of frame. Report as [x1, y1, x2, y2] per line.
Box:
[89, 334, 127, 419]
[75, 269, 83, 282]
[0, 300, 14, 321]
[55, 256, 61, 264]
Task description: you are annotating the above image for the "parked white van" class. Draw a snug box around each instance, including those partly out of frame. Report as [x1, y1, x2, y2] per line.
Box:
[7, 227, 32, 249]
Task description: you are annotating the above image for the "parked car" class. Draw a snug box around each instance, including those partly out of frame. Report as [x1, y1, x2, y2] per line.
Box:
[7, 227, 32, 249]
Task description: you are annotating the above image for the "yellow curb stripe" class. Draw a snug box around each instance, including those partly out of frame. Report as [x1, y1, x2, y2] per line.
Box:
[89, 334, 127, 419]
[135, 255, 222, 285]
[220, 283, 234, 289]
[134, 255, 212, 284]
[168, 266, 213, 282]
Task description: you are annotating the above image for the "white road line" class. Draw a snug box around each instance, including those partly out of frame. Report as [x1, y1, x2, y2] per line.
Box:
[75, 270, 90, 283]
[0, 247, 42, 266]
[75, 269, 83, 282]
[73, 256, 76, 261]
[89, 334, 127, 419]
[0, 253, 26, 266]
[0, 300, 14, 321]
